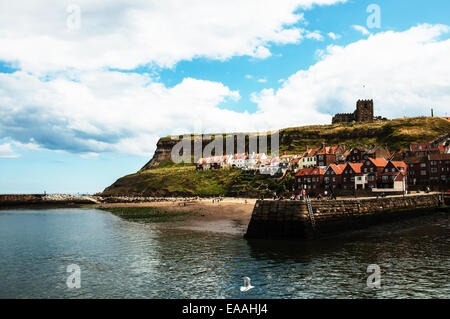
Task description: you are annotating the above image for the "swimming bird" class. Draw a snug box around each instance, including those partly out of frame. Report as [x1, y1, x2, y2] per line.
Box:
[240, 276, 255, 292]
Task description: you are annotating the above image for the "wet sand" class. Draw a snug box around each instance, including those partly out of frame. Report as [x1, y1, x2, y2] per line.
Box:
[96, 198, 256, 235]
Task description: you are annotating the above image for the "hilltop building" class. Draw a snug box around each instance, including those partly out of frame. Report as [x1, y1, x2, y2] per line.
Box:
[332, 99, 385, 124]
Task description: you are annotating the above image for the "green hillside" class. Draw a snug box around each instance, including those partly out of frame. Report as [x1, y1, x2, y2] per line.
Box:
[103, 117, 450, 197]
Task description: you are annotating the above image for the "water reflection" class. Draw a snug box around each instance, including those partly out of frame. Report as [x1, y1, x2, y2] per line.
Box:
[0, 209, 448, 299]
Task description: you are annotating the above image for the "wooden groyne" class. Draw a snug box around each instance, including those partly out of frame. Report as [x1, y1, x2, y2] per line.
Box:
[244, 194, 448, 240]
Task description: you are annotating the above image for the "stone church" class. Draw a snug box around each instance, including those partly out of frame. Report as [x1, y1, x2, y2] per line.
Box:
[332, 100, 376, 124]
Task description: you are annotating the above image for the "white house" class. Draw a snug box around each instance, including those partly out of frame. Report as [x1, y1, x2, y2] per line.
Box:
[230, 153, 248, 169]
[247, 152, 268, 169]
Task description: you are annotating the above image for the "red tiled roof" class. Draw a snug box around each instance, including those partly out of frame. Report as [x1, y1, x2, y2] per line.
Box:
[368, 157, 388, 167]
[429, 153, 450, 161]
[303, 148, 319, 157]
[410, 143, 441, 152]
[296, 167, 325, 176]
[233, 153, 248, 160]
[327, 163, 345, 175]
[317, 145, 341, 155]
[347, 163, 363, 174]
[391, 161, 407, 175]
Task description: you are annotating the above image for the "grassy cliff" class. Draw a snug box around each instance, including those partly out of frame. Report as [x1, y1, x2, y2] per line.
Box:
[103, 117, 450, 197]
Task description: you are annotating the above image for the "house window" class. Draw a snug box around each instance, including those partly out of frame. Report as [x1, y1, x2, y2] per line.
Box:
[420, 163, 426, 167]
[420, 170, 427, 176]
[382, 176, 389, 182]
[343, 178, 347, 182]
[431, 168, 437, 173]
[369, 176, 374, 181]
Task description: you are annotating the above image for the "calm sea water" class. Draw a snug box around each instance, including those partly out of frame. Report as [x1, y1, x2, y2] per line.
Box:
[0, 209, 448, 299]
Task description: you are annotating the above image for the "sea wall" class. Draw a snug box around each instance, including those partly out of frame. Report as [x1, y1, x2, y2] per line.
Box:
[244, 194, 447, 240]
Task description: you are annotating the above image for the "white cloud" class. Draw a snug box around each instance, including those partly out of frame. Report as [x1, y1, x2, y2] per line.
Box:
[252, 24, 450, 122]
[0, 71, 245, 156]
[327, 32, 341, 40]
[306, 31, 324, 41]
[352, 25, 370, 36]
[0, 143, 19, 158]
[1, 24, 449, 157]
[0, 0, 346, 73]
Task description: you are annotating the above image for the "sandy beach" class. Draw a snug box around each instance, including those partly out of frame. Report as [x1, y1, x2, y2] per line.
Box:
[96, 198, 256, 235]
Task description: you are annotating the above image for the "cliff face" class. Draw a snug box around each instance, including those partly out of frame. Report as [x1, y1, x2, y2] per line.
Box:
[140, 138, 178, 171]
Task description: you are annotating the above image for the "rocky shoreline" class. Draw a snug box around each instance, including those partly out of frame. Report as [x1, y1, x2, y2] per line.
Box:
[0, 194, 248, 209]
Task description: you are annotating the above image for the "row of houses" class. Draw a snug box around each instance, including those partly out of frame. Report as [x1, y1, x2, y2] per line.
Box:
[196, 138, 450, 193]
[295, 158, 409, 195]
[196, 152, 285, 175]
[296, 140, 450, 195]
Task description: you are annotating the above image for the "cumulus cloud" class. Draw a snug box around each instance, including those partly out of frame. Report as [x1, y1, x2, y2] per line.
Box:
[306, 31, 324, 41]
[1, 16, 449, 158]
[0, 143, 19, 158]
[327, 32, 341, 40]
[0, 71, 245, 156]
[252, 24, 450, 122]
[0, 0, 346, 73]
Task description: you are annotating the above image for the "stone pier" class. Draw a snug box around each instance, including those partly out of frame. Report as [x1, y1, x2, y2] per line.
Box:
[244, 194, 447, 240]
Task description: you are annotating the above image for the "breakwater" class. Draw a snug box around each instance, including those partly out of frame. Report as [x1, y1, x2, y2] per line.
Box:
[0, 194, 98, 209]
[244, 194, 448, 240]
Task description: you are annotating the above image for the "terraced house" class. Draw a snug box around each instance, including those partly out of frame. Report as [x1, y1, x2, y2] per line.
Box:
[361, 158, 388, 189]
[323, 164, 346, 191]
[296, 167, 325, 194]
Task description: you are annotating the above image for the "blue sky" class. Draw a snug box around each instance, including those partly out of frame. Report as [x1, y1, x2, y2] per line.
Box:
[0, 0, 449, 194]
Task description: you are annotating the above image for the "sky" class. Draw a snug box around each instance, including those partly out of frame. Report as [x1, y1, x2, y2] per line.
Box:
[0, 0, 449, 194]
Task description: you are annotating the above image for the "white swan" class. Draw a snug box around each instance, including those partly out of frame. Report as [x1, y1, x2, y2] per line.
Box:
[240, 276, 255, 292]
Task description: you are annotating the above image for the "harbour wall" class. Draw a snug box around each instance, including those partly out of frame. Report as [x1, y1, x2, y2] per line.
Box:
[0, 194, 97, 209]
[244, 194, 448, 240]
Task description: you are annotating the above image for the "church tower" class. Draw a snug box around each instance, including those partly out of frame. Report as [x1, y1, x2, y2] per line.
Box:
[354, 99, 374, 122]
